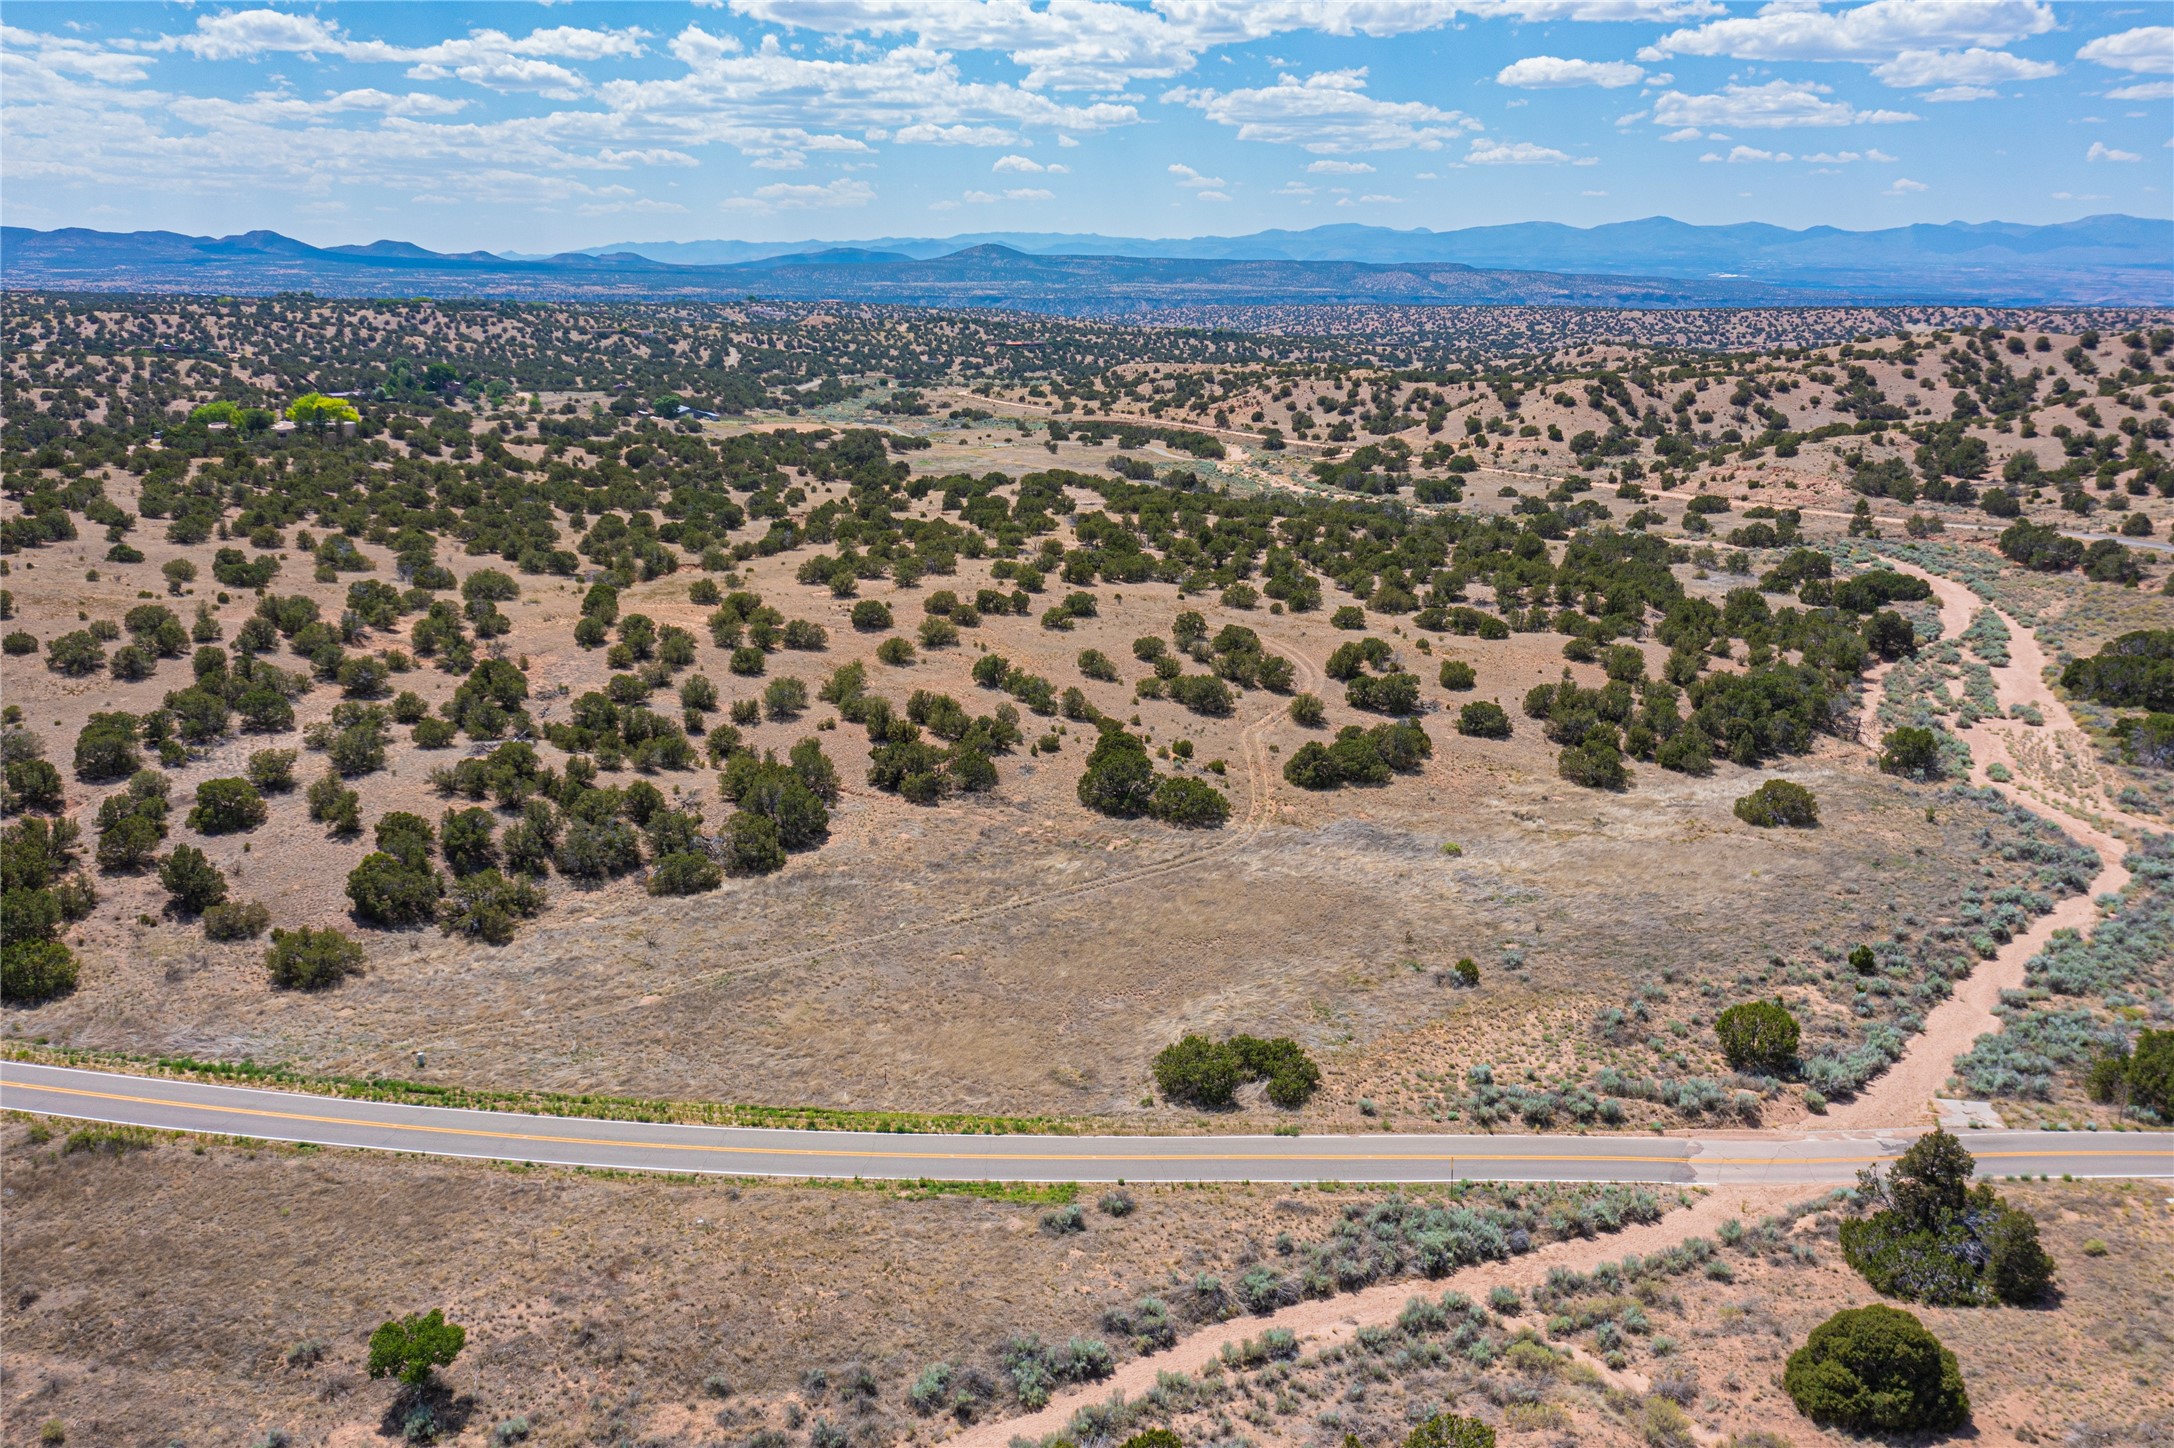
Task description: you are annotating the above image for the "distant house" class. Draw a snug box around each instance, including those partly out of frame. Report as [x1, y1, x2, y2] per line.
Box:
[268, 417, 356, 440]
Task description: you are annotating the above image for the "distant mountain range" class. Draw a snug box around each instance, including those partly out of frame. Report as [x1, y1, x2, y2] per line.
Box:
[4, 215, 2167, 310]
[561, 215, 2172, 305]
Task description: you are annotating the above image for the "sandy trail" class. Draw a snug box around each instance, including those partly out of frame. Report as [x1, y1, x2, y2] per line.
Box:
[941, 1185, 1789, 1447]
[1825, 563, 2140, 1129]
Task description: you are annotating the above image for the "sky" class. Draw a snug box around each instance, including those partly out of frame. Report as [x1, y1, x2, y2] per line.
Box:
[2, 1, 2170, 253]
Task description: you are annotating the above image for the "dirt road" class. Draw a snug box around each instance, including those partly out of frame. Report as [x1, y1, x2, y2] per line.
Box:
[1826, 563, 2144, 1128]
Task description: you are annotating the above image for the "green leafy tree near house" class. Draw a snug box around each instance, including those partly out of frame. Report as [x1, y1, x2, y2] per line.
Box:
[286, 392, 360, 428]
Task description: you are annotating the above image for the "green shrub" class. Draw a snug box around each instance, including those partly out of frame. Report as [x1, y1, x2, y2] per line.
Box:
[1557, 738, 1630, 790]
[45, 630, 106, 677]
[439, 868, 545, 945]
[2129, 1028, 2174, 1118]
[850, 600, 893, 631]
[73, 713, 141, 782]
[1153, 1034, 1244, 1108]
[1715, 999, 1800, 1072]
[187, 778, 267, 835]
[1984, 1207, 2055, 1304]
[2060, 629, 2173, 712]
[1438, 660, 1476, 690]
[1120, 1432, 1185, 1448]
[649, 850, 723, 895]
[367, 1308, 465, 1390]
[723, 810, 785, 875]
[1, 938, 78, 1003]
[1654, 727, 1714, 776]
[202, 900, 271, 941]
[1282, 740, 1339, 789]
[1840, 1127, 2052, 1305]
[265, 926, 366, 990]
[1733, 779, 1819, 828]
[1880, 726, 1941, 779]
[344, 852, 442, 926]
[246, 749, 298, 793]
[1077, 724, 1157, 818]
[553, 817, 643, 879]
[1153, 1033, 1320, 1110]
[1403, 1411, 1496, 1448]
[1783, 1305, 1967, 1433]
[1150, 775, 1230, 828]
[158, 845, 228, 915]
[1456, 701, 1512, 739]
[374, 811, 436, 867]
[4, 758, 64, 815]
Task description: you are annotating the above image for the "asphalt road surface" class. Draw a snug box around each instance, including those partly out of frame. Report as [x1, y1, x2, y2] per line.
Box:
[4, 1063, 2168, 1185]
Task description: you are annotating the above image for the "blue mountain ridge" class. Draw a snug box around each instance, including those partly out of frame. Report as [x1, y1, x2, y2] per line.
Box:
[4, 216, 2167, 307]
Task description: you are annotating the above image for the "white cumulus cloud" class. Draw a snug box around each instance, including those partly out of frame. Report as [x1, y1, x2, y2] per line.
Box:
[1871, 47, 2057, 89]
[2086, 141, 2141, 162]
[1643, 0, 2053, 64]
[1164, 68, 1477, 153]
[1466, 139, 1576, 164]
[2078, 27, 2174, 74]
[1653, 80, 1917, 129]
[1495, 55, 1646, 88]
[723, 177, 875, 210]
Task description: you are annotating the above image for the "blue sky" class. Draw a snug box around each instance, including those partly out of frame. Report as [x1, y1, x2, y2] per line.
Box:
[2, 2, 2169, 251]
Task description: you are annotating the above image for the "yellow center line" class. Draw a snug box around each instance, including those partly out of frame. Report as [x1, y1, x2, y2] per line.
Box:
[3, 1081, 2163, 1168]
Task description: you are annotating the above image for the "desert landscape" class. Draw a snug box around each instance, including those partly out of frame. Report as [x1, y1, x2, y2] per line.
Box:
[3, 282, 2169, 1447]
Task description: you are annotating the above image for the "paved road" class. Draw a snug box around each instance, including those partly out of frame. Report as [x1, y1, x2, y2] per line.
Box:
[5, 1063, 2167, 1185]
